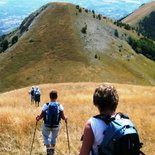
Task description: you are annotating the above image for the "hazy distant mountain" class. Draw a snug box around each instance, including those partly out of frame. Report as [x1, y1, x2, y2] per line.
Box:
[0, 0, 153, 35]
[1, 2, 155, 92]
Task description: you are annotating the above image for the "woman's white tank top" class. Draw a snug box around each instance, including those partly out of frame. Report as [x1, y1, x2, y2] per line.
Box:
[88, 117, 107, 155]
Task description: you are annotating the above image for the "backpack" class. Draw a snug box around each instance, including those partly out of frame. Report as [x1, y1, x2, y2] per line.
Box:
[43, 102, 61, 128]
[93, 113, 145, 155]
[31, 89, 34, 96]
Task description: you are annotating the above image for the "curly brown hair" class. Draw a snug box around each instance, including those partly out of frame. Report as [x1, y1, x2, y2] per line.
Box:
[93, 84, 119, 112]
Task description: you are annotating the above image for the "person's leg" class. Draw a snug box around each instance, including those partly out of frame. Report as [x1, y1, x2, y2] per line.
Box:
[34, 95, 37, 106]
[31, 96, 34, 104]
[42, 124, 53, 155]
[38, 95, 40, 107]
[46, 148, 53, 155]
[50, 127, 60, 154]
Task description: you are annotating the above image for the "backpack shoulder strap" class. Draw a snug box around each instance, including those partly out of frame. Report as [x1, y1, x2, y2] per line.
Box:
[46, 102, 49, 105]
[93, 114, 115, 125]
[93, 112, 129, 125]
[116, 112, 129, 119]
[56, 102, 60, 106]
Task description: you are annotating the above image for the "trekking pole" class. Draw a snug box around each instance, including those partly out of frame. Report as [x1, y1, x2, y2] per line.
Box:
[30, 121, 38, 155]
[65, 121, 70, 155]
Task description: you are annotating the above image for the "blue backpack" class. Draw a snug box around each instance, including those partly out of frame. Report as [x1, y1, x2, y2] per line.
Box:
[93, 113, 145, 155]
[43, 102, 61, 128]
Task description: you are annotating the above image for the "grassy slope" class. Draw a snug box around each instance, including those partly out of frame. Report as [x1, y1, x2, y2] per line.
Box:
[122, 1, 155, 27]
[0, 82, 155, 155]
[0, 3, 155, 93]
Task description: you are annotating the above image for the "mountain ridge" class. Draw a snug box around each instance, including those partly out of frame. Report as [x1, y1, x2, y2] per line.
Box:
[0, 2, 155, 92]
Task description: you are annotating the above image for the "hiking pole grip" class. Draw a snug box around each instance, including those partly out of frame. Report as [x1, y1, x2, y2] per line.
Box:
[65, 121, 70, 155]
[30, 121, 38, 155]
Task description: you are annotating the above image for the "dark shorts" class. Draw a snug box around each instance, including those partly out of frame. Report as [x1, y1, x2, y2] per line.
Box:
[35, 94, 40, 102]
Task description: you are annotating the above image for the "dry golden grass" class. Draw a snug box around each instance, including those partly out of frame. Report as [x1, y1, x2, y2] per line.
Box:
[0, 82, 155, 155]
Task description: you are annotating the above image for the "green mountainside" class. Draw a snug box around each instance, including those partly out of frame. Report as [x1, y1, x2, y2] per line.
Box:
[122, 1, 155, 41]
[0, 2, 155, 92]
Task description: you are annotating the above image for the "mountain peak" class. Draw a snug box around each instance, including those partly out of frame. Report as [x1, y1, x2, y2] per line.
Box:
[0, 2, 155, 92]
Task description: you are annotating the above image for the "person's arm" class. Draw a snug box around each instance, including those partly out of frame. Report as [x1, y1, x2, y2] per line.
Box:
[60, 111, 67, 123]
[79, 121, 94, 155]
[36, 111, 43, 121]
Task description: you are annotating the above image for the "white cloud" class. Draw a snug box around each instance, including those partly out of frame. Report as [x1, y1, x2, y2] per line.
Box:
[0, 0, 8, 6]
[83, 0, 141, 6]
[93, 0, 141, 4]
[120, 0, 141, 4]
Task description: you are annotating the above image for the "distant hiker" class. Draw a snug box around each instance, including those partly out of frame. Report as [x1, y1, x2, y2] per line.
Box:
[29, 86, 35, 104]
[34, 86, 41, 107]
[36, 90, 67, 155]
[79, 84, 144, 155]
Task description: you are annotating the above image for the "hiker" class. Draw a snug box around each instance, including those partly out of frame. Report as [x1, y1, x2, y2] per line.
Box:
[34, 86, 41, 107]
[29, 86, 35, 104]
[79, 84, 143, 155]
[36, 90, 67, 155]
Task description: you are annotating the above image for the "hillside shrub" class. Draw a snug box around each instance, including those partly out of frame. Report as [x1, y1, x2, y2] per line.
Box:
[20, 25, 27, 34]
[12, 36, 18, 45]
[76, 5, 80, 9]
[95, 54, 98, 59]
[81, 24, 87, 34]
[98, 14, 101, 20]
[114, 21, 132, 30]
[124, 24, 131, 30]
[78, 8, 82, 13]
[92, 10, 95, 14]
[1, 39, 8, 51]
[0, 47, 3, 53]
[114, 29, 119, 37]
[85, 9, 88, 13]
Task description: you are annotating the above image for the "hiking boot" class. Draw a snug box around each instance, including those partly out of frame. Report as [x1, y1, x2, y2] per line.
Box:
[51, 149, 55, 155]
[46, 148, 55, 155]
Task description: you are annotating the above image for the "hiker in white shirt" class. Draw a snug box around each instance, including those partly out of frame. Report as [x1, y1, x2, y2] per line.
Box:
[79, 84, 119, 155]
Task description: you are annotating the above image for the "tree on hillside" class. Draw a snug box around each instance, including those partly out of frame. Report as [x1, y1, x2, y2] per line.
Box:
[114, 21, 132, 30]
[92, 10, 95, 15]
[81, 24, 87, 34]
[1, 39, 8, 52]
[12, 36, 18, 45]
[128, 36, 155, 60]
[76, 5, 80, 9]
[85, 9, 88, 13]
[139, 11, 155, 41]
[78, 8, 82, 13]
[114, 29, 119, 37]
[98, 14, 102, 20]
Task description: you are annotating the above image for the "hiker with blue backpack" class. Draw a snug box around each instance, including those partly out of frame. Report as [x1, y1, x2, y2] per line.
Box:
[36, 90, 67, 155]
[34, 86, 41, 107]
[79, 84, 144, 155]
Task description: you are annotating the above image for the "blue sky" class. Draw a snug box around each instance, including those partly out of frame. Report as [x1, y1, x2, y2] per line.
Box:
[0, 0, 154, 35]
